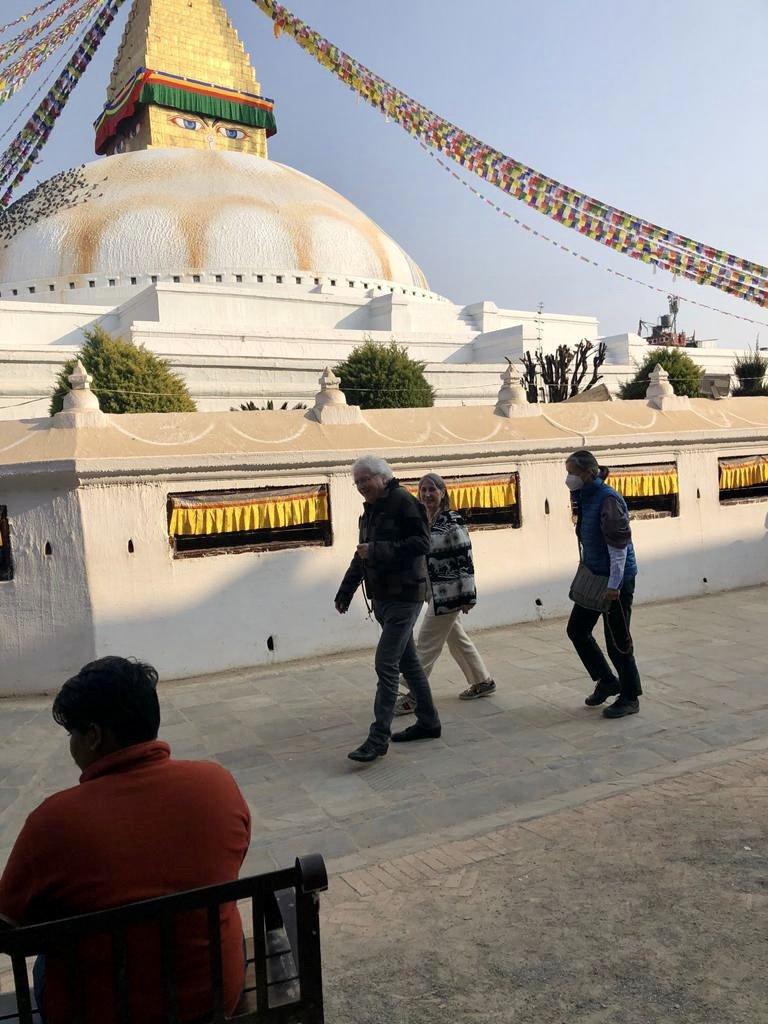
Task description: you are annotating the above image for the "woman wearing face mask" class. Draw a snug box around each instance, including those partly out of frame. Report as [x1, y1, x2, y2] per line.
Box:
[395, 472, 495, 714]
[565, 449, 643, 718]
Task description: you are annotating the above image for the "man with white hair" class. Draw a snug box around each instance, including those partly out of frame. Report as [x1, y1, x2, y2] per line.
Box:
[335, 456, 442, 762]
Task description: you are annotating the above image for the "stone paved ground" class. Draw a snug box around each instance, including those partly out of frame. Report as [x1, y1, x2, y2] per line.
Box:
[0, 586, 767, 1020]
[1, 586, 766, 877]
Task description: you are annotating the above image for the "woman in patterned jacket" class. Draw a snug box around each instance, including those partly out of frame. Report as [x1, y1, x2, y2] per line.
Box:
[395, 472, 496, 714]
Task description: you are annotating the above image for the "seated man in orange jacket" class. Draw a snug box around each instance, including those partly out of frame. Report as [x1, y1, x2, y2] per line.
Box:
[0, 656, 251, 1024]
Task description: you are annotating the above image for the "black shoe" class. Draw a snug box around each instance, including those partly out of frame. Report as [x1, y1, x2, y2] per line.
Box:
[585, 679, 620, 707]
[391, 723, 442, 743]
[348, 740, 387, 763]
[602, 697, 640, 719]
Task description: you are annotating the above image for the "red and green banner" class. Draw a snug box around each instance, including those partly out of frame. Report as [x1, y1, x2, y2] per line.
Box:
[254, 0, 768, 309]
[94, 68, 277, 153]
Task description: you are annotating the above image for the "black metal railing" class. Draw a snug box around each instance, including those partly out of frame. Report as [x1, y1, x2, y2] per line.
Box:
[0, 854, 327, 1024]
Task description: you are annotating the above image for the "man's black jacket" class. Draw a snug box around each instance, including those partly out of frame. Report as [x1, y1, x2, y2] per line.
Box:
[336, 478, 430, 607]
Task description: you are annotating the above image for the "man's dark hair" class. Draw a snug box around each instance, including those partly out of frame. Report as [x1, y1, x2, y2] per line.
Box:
[52, 656, 160, 746]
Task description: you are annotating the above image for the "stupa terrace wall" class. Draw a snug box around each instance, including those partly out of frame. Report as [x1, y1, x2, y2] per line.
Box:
[0, 398, 766, 693]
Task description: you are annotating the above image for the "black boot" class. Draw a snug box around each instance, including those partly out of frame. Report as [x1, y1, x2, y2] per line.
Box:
[392, 723, 442, 742]
[348, 740, 387, 762]
[602, 696, 640, 719]
[584, 678, 620, 707]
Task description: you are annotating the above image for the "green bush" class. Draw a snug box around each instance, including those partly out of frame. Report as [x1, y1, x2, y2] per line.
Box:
[732, 348, 768, 396]
[618, 347, 704, 400]
[50, 327, 196, 415]
[334, 340, 434, 409]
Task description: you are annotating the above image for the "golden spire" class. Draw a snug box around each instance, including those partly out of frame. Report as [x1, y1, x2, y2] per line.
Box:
[94, 0, 276, 158]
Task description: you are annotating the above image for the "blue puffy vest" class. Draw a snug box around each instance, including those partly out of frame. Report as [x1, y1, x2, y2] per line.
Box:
[576, 478, 637, 580]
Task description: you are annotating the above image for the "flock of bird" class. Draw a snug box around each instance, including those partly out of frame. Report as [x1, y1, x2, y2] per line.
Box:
[0, 164, 105, 245]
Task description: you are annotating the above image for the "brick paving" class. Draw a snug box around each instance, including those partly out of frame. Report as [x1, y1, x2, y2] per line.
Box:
[320, 752, 768, 1023]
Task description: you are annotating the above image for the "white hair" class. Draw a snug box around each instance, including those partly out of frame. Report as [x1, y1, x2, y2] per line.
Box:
[352, 455, 394, 480]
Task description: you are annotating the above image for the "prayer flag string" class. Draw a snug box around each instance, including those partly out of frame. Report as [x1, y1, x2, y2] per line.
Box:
[0, 0, 102, 106]
[421, 145, 768, 329]
[0, 0, 90, 67]
[252, 0, 768, 309]
[0, 0, 125, 204]
[0, 1, 62, 37]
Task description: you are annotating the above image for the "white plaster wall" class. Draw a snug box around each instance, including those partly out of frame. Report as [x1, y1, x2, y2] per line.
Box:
[467, 305, 599, 354]
[0, 335, 504, 420]
[0, 482, 95, 694]
[0, 349, 77, 418]
[151, 284, 415, 333]
[0, 280, 618, 421]
[131, 324, 472, 364]
[0, 302, 115, 349]
[79, 473, 382, 680]
[625, 340, 743, 377]
[170, 357, 501, 411]
[10, 439, 758, 693]
[603, 334, 745, 377]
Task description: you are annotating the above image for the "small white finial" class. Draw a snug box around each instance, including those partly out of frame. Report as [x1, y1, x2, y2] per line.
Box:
[67, 359, 93, 392]
[53, 358, 107, 427]
[315, 366, 346, 407]
[494, 361, 541, 418]
[647, 364, 674, 400]
[307, 366, 363, 424]
[645, 363, 689, 411]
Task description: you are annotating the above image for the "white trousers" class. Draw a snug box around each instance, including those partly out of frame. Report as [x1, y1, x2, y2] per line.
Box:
[414, 601, 491, 687]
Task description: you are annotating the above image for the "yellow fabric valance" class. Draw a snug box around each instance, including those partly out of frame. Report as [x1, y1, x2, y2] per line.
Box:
[406, 478, 517, 509]
[608, 467, 678, 498]
[168, 487, 329, 537]
[718, 456, 768, 490]
[449, 478, 517, 510]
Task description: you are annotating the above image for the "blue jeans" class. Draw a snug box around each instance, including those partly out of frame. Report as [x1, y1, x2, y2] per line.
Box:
[369, 599, 440, 750]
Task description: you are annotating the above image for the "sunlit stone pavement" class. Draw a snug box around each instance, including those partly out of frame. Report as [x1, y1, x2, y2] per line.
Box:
[1, 586, 766, 880]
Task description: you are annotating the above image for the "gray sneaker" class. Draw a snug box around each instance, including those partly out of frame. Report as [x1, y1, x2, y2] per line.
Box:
[459, 679, 496, 700]
[394, 692, 417, 715]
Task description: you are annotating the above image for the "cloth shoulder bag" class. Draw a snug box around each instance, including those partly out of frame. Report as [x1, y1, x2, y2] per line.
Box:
[569, 551, 609, 612]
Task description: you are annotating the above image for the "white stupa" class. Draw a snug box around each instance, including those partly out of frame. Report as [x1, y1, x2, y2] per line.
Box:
[0, 149, 429, 289]
[0, 0, 605, 417]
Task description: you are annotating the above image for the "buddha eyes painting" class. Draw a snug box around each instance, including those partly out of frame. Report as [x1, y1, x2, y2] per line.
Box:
[172, 116, 200, 131]
[168, 115, 250, 147]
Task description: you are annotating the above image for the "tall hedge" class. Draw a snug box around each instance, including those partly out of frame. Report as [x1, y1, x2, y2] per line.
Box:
[618, 347, 704, 400]
[334, 340, 434, 409]
[732, 348, 768, 396]
[50, 326, 196, 415]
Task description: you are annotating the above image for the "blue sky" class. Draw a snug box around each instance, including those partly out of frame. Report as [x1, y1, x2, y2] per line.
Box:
[1, 0, 766, 346]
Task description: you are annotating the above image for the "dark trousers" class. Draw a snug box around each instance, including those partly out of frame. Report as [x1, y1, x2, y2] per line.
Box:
[369, 598, 440, 750]
[32, 955, 45, 1022]
[566, 576, 642, 700]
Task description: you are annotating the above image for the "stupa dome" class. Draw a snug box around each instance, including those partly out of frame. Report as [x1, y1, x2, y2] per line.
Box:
[0, 149, 428, 289]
